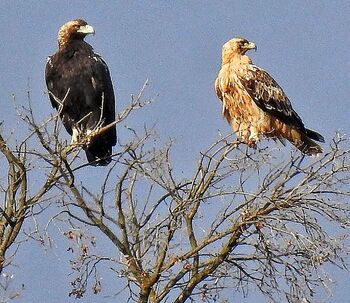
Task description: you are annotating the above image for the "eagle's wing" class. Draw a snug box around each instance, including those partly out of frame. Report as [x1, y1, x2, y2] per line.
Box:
[239, 66, 305, 130]
[214, 77, 226, 116]
[214, 77, 222, 100]
[45, 56, 61, 111]
[86, 53, 116, 127]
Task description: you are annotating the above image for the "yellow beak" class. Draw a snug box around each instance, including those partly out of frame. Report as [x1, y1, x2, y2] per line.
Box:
[245, 41, 257, 51]
[77, 24, 95, 35]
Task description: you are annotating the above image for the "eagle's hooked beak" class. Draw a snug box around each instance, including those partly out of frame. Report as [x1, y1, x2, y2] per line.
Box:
[77, 24, 95, 35]
[245, 41, 257, 52]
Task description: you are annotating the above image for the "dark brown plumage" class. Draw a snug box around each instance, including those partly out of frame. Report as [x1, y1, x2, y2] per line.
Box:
[45, 19, 116, 165]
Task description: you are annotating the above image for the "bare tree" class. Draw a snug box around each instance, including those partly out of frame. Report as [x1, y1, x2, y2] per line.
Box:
[0, 84, 349, 302]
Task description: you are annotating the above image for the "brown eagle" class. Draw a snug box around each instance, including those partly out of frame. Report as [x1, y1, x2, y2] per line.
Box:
[45, 19, 116, 165]
[215, 37, 324, 155]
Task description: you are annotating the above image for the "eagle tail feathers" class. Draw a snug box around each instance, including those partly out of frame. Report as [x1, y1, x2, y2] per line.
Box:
[294, 134, 323, 156]
[84, 145, 112, 166]
[305, 128, 325, 143]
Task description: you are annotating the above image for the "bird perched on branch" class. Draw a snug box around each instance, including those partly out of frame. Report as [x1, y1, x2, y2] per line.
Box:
[215, 37, 324, 155]
[45, 19, 116, 165]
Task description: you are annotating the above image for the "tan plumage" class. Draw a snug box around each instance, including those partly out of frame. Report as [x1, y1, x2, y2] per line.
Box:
[215, 37, 324, 155]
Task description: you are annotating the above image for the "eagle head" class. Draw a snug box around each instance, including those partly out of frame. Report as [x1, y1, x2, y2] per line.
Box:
[222, 37, 257, 64]
[58, 19, 95, 49]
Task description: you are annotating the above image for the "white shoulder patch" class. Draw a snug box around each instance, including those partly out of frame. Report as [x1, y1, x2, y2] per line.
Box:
[88, 54, 101, 63]
[92, 56, 100, 62]
[91, 76, 97, 90]
[46, 57, 53, 67]
[90, 53, 109, 73]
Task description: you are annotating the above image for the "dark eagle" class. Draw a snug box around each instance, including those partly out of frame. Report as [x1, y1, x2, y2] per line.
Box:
[45, 19, 116, 165]
[215, 37, 324, 155]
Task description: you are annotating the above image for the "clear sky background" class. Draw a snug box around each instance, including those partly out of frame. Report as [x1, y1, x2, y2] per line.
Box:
[0, 1, 349, 302]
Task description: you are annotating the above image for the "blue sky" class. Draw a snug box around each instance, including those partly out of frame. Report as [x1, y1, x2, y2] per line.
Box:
[0, 1, 349, 302]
